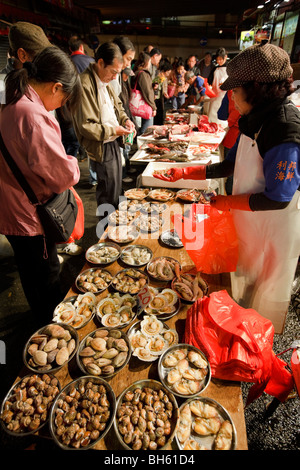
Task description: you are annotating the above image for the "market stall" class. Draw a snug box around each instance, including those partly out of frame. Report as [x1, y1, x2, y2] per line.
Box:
[0, 195, 248, 451]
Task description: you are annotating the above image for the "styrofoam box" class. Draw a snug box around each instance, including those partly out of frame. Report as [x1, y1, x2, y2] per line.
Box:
[141, 162, 219, 190]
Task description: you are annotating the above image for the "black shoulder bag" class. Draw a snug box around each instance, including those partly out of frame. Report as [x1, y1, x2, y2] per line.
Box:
[0, 132, 78, 243]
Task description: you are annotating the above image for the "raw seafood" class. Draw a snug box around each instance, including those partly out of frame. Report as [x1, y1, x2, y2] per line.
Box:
[108, 210, 135, 225]
[121, 245, 152, 266]
[111, 268, 148, 294]
[147, 257, 180, 281]
[124, 188, 149, 200]
[144, 288, 179, 317]
[172, 271, 207, 302]
[53, 293, 97, 329]
[76, 268, 113, 294]
[96, 293, 137, 327]
[86, 244, 120, 264]
[108, 225, 139, 244]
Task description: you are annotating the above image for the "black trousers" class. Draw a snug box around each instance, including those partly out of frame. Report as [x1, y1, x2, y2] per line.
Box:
[6, 235, 63, 324]
[90, 140, 122, 211]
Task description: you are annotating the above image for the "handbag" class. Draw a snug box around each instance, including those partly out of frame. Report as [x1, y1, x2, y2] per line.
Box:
[129, 71, 153, 120]
[0, 132, 78, 244]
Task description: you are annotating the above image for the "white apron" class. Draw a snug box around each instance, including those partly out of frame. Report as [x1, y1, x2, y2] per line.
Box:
[230, 134, 300, 333]
[207, 66, 228, 124]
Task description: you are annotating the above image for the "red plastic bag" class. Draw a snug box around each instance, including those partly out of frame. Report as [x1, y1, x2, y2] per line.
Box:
[173, 203, 238, 274]
[65, 187, 84, 243]
[183, 290, 294, 404]
[167, 84, 176, 98]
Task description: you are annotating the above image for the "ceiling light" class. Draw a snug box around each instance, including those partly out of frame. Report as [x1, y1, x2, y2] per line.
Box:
[257, 5, 264, 8]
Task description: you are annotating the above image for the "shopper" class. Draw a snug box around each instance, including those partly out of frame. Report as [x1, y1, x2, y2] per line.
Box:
[153, 58, 173, 125]
[111, 36, 135, 96]
[206, 47, 228, 123]
[69, 36, 94, 73]
[131, 52, 157, 134]
[170, 59, 189, 110]
[72, 42, 135, 212]
[181, 71, 206, 108]
[198, 52, 213, 79]
[154, 43, 300, 333]
[149, 48, 162, 80]
[0, 46, 82, 324]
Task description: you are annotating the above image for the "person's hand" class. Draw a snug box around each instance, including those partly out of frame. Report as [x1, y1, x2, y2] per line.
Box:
[115, 125, 131, 137]
[154, 168, 184, 182]
[210, 194, 252, 211]
[125, 119, 136, 137]
[152, 110, 157, 117]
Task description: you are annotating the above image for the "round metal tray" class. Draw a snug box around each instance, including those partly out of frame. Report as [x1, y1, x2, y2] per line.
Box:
[158, 343, 211, 399]
[85, 241, 121, 265]
[139, 202, 167, 214]
[75, 267, 113, 295]
[160, 229, 183, 248]
[146, 256, 181, 282]
[23, 323, 79, 374]
[0, 373, 61, 437]
[120, 244, 153, 267]
[175, 397, 237, 450]
[76, 327, 132, 379]
[52, 294, 96, 329]
[95, 292, 138, 329]
[107, 225, 139, 244]
[114, 379, 179, 450]
[124, 187, 149, 200]
[49, 376, 116, 450]
[143, 286, 181, 321]
[127, 316, 177, 362]
[133, 214, 164, 233]
[111, 268, 149, 295]
[148, 188, 175, 202]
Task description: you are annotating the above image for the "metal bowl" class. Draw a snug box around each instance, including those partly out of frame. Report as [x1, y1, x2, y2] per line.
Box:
[146, 256, 181, 282]
[127, 317, 177, 362]
[95, 293, 138, 329]
[171, 273, 208, 303]
[123, 187, 149, 200]
[148, 188, 175, 202]
[76, 327, 132, 378]
[143, 286, 181, 321]
[107, 225, 139, 244]
[114, 379, 179, 450]
[160, 229, 183, 248]
[0, 373, 61, 437]
[120, 244, 153, 267]
[175, 397, 237, 450]
[133, 214, 164, 233]
[49, 376, 116, 450]
[158, 343, 211, 399]
[75, 267, 113, 295]
[52, 294, 96, 330]
[85, 242, 121, 265]
[23, 323, 79, 374]
[139, 202, 167, 215]
[111, 268, 149, 295]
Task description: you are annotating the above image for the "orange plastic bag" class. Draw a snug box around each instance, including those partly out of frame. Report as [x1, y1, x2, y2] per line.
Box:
[203, 78, 216, 98]
[183, 290, 294, 405]
[173, 203, 238, 274]
[65, 187, 84, 243]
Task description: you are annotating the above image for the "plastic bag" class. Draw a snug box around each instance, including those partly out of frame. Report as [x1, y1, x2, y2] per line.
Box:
[64, 187, 84, 243]
[183, 290, 294, 404]
[203, 78, 216, 98]
[173, 203, 238, 274]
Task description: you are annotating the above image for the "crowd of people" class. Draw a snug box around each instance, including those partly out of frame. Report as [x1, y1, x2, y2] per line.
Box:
[0, 21, 299, 335]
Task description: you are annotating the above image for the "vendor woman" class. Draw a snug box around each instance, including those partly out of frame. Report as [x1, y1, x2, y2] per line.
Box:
[154, 43, 300, 333]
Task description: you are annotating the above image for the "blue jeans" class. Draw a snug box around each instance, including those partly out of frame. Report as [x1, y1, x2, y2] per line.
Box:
[140, 117, 154, 135]
[171, 93, 185, 110]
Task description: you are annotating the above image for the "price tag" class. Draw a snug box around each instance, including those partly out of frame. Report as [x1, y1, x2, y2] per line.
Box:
[136, 285, 152, 315]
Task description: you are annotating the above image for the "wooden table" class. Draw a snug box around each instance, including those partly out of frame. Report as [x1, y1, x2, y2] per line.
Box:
[14, 200, 248, 450]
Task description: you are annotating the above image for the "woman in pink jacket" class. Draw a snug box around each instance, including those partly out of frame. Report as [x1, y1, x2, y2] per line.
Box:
[0, 46, 82, 324]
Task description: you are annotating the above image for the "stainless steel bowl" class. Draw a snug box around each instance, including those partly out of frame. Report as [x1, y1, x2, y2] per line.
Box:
[146, 256, 181, 282]
[76, 327, 132, 378]
[85, 241, 121, 265]
[120, 244, 153, 267]
[75, 267, 113, 295]
[0, 373, 61, 437]
[49, 376, 116, 450]
[23, 323, 79, 374]
[114, 379, 179, 450]
[110, 268, 149, 295]
[158, 343, 211, 399]
[175, 397, 237, 450]
[52, 294, 96, 330]
[127, 318, 172, 362]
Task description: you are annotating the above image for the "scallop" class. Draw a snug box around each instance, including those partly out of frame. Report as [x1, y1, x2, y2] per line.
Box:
[163, 353, 179, 368]
[120, 294, 136, 308]
[140, 315, 163, 336]
[101, 312, 121, 328]
[148, 294, 168, 311]
[129, 330, 148, 349]
[134, 347, 157, 362]
[167, 368, 182, 385]
[53, 306, 76, 324]
[77, 292, 97, 306]
[162, 329, 178, 347]
[118, 305, 134, 323]
[97, 298, 117, 317]
[161, 288, 178, 306]
[187, 350, 208, 369]
[72, 314, 86, 329]
[148, 286, 159, 296]
[147, 334, 167, 355]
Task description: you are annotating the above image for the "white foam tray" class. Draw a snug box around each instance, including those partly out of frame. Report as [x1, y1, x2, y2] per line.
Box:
[141, 162, 218, 190]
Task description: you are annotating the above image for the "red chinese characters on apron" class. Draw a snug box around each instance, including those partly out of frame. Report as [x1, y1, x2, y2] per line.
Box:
[230, 134, 300, 333]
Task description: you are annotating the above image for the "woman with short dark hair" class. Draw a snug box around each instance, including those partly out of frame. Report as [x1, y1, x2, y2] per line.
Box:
[0, 46, 82, 324]
[154, 43, 300, 333]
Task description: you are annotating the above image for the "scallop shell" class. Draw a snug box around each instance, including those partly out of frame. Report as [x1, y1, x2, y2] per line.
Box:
[96, 298, 117, 317]
[134, 346, 157, 362]
[118, 305, 134, 323]
[71, 314, 86, 329]
[147, 334, 168, 355]
[101, 312, 121, 328]
[119, 294, 137, 308]
[129, 330, 148, 349]
[160, 288, 178, 306]
[162, 329, 179, 347]
[53, 306, 76, 324]
[76, 292, 97, 306]
[140, 315, 163, 336]
[148, 294, 168, 311]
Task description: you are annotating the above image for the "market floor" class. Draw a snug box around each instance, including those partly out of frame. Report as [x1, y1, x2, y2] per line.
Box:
[0, 156, 299, 451]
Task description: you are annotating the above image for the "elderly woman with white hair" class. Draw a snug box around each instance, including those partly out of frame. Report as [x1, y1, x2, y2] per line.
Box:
[155, 43, 300, 333]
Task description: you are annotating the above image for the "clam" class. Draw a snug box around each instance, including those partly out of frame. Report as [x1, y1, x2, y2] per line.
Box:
[167, 368, 182, 385]
[43, 324, 66, 339]
[187, 350, 208, 369]
[55, 347, 69, 366]
[86, 363, 101, 376]
[90, 337, 107, 352]
[113, 351, 128, 368]
[33, 350, 47, 366]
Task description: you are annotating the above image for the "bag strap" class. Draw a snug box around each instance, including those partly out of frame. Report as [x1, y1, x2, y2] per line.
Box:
[132, 70, 143, 92]
[0, 132, 40, 205]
